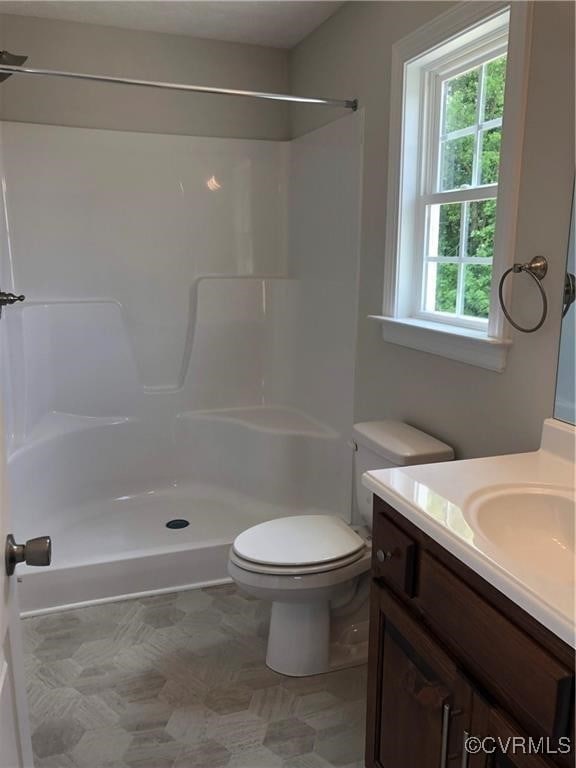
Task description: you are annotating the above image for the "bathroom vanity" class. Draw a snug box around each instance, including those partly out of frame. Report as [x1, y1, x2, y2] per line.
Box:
[363, 420, 575, 768]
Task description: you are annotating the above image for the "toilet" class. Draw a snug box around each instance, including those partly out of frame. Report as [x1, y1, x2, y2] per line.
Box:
[228, 421, 454, 676]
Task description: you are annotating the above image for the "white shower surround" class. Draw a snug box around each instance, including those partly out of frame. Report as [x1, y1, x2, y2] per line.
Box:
[0, 115, 363, 613]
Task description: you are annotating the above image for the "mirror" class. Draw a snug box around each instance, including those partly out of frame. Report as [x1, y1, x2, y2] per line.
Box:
[555, 185, 576, 424]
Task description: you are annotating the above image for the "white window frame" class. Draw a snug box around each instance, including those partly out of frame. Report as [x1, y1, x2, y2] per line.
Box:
[373, 2, 533, 372]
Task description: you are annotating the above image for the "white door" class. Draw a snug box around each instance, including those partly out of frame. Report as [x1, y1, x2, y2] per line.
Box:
[0, 401, 34, 768]
[0, 117, 35, 768]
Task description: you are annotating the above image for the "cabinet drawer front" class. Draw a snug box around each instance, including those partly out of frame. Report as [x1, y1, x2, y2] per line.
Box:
[417, 553, 573, 739]
[372, 511, 417, 596]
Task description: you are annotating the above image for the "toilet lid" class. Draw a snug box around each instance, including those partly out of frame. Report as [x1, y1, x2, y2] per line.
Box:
[232, 515, 365, 567]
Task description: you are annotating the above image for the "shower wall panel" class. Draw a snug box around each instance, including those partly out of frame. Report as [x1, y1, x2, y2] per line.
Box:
[277, 113, 362, 439]
[1, 122, 288, 444]
[264, 113, 363, 518]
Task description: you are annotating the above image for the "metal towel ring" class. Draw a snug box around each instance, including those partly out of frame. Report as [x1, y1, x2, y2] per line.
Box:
[498, 256, 548, 333]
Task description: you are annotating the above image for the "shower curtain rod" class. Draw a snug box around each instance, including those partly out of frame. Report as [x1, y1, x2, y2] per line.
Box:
[0, 63, 358, 110]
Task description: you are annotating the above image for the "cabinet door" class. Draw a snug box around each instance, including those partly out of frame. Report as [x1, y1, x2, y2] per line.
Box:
[469, 701, 566, 768]
[366, 583, 473, 768]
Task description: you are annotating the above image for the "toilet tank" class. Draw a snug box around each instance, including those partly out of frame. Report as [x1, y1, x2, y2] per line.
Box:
[352, 421, 454, 527]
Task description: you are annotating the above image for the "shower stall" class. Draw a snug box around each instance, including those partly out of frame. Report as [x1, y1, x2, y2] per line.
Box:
[0, 76, 363, 614]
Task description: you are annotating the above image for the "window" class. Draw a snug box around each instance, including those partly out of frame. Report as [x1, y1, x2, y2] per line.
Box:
[422, 53, 506, 326]
[377, 3, 532, 371]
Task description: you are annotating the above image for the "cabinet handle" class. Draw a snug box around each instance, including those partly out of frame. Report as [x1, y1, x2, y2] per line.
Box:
[440, 703, 450, 768]
[376, 549, 393, 562]
[461, 731, 469, 768]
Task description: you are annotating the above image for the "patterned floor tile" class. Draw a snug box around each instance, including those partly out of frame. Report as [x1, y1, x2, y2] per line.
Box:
[204, 683, 254, 715]
[263, 717, 316, 758]
[282, 755, 334, 768]
[174, 739, 231, 768]
[229, 746, 283, 767]
[70, 728, 132, 768]
[31, 717, 86, 759]
[23, 584, 367, 767]
[122, 728, 181, 767]
[165, 704, 212, 745]
[315, 721, 366, 767]
[205, 710, 268, 753]
[249, 684, 296, 722]
[34, 755, 79, 768]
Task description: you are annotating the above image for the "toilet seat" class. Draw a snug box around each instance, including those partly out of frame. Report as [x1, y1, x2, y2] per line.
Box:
[230, 546, 366, 576]
[229, 548, 371, 596]
[232, 514, 365, 569]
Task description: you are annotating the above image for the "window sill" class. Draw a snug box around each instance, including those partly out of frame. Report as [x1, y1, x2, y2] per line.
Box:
[369, 315, 511, 372]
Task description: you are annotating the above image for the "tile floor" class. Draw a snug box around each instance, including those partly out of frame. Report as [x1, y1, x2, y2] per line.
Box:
[22, 584, 367, 768]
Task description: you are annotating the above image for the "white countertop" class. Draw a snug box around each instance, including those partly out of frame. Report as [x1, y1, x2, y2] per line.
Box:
[363, 419, 576, 647]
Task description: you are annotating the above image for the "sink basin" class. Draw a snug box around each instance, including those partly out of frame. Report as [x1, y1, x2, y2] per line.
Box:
[466, 486, 575, 582]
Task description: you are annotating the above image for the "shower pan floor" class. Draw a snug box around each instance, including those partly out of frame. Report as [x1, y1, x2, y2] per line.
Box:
[17, 482, 329, 616]
[49, 482, 304, 561]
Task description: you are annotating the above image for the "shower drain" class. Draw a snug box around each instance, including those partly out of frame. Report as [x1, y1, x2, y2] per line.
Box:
[166, 519, 190, 530]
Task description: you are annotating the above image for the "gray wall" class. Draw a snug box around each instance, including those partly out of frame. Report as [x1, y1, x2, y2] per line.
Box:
[290, 1, 575, 458]
[0, 13, 290, 139]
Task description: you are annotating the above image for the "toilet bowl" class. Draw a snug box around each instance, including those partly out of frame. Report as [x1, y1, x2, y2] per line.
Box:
[229, 514, 371, 676]
[228, 421, 454, 677]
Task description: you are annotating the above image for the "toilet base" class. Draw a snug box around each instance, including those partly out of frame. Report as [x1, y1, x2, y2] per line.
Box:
[266, 600, 331, 676]
[265, 598, 370, 677]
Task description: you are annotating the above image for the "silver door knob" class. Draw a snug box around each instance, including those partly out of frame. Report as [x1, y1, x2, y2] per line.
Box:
[5, 533, 51, 576]
[0, 292, 25, 318]
[376, 549, 393, 563]
[0, 292, 25, 307]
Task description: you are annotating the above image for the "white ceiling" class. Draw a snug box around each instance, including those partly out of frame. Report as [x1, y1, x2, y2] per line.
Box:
[0, 1, 344, 48]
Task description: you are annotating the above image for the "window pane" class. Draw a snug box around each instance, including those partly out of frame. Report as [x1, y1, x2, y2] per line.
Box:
[442, 68, 480, 133]
[464, 264, 492, 318]
[480, 127, 501, 184]
[483, 56, 507, 122]
[428, 262, 458, 314]
[440, 135, 474, 190]
[467, 200, 496, 259]
[436, 203, 462, 258]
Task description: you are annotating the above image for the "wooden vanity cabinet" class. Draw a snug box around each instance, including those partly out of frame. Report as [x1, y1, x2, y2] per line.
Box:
[366, 497, 575, 768]
[367, 582, 473, 767]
